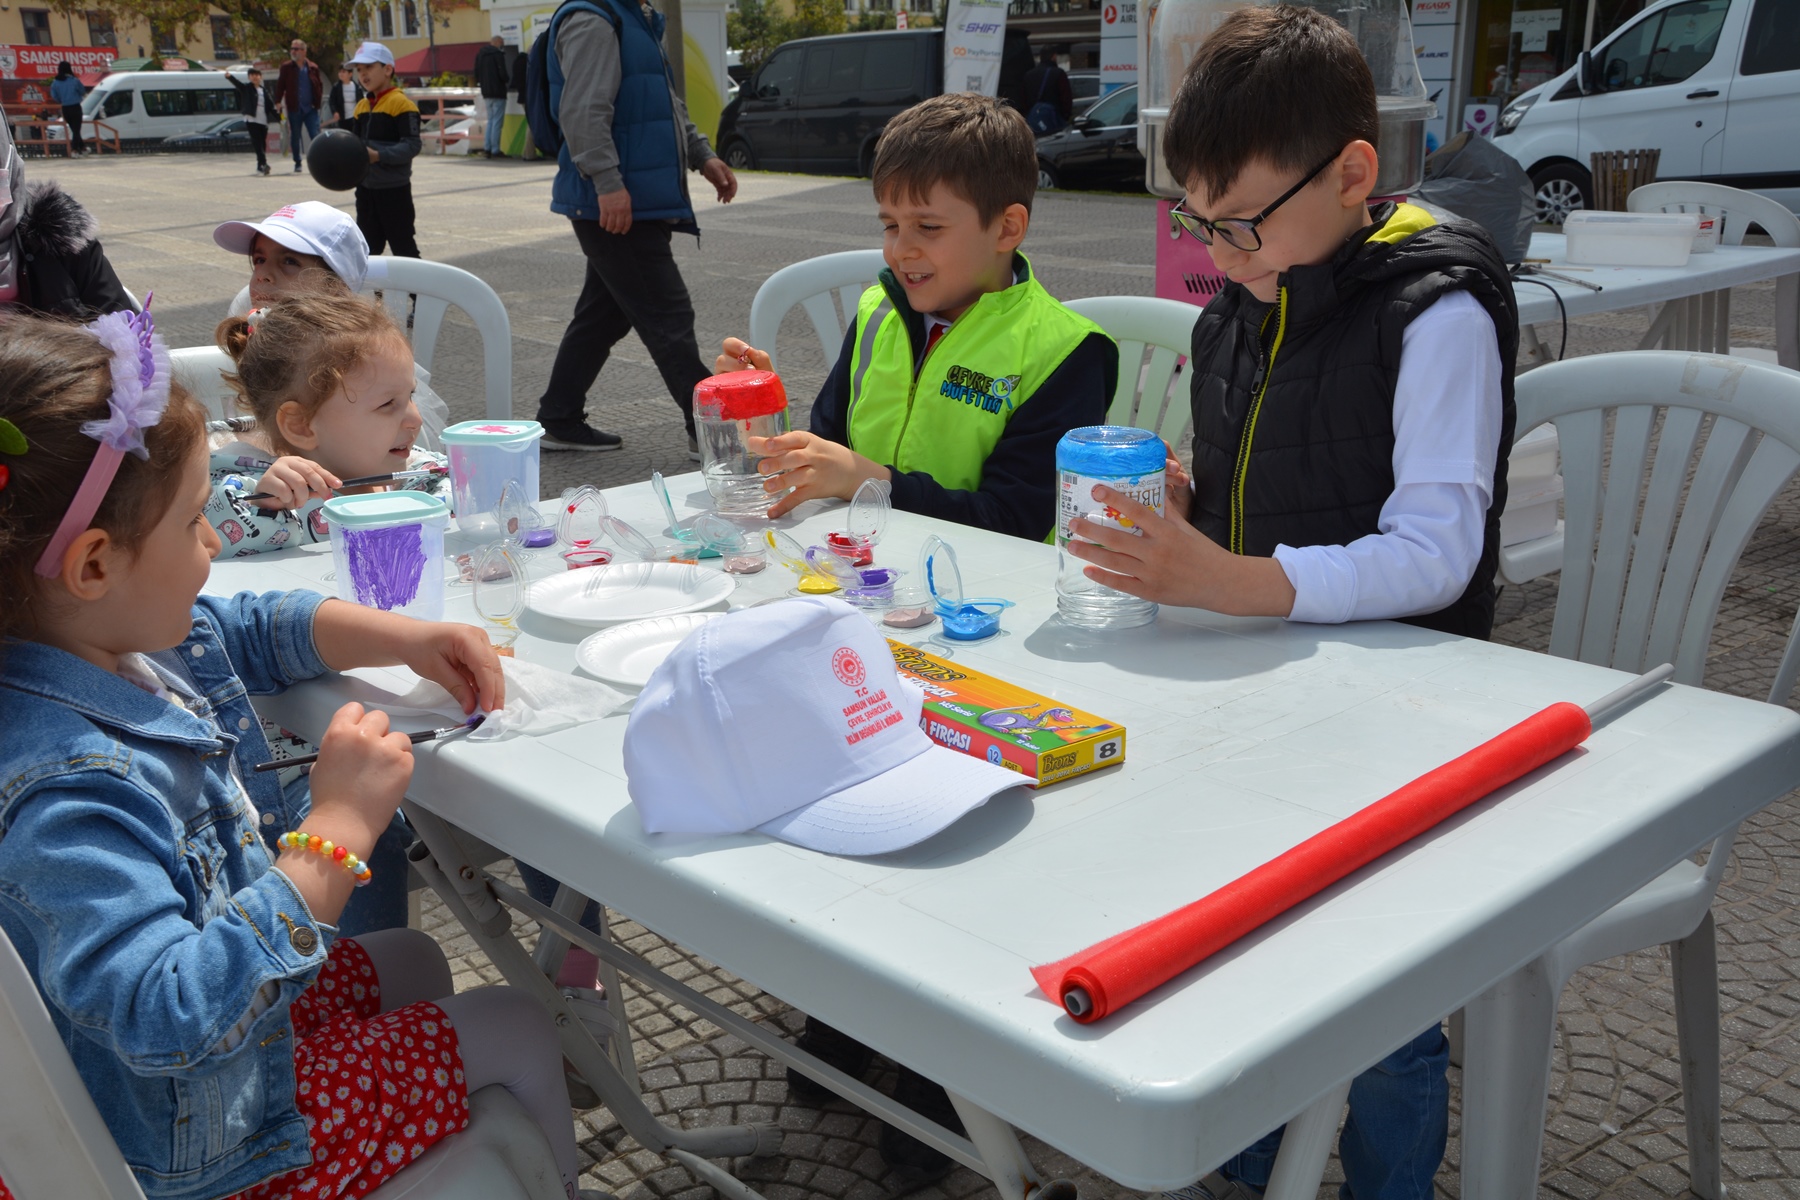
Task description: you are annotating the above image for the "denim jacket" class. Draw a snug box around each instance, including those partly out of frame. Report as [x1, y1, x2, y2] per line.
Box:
[0, 589, 334, 1199]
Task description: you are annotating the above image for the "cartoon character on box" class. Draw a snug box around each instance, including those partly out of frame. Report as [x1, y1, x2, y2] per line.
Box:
[978, 704, 1116, 747]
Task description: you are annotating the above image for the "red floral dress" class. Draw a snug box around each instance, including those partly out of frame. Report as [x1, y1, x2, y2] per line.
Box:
[0, 938, 469, 1200]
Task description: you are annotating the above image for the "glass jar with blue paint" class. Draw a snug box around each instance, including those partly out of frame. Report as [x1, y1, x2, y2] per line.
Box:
[441, 419, 545, 537]
[1055, 425, 1166, 629]
[323, 491, 450, 621]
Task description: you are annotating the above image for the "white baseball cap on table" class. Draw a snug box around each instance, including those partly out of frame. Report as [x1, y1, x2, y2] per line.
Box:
[212, 201, 373, 292]
[624, 596, 1026, 856]
[346, 40, 396, 67]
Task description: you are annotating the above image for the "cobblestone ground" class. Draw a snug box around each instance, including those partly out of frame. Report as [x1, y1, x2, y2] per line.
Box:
[57, 153, 1800, 1199]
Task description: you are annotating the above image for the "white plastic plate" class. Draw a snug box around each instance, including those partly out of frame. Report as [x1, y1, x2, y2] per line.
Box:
[575, 612, 723, 688]
[526, 561, 735, 626]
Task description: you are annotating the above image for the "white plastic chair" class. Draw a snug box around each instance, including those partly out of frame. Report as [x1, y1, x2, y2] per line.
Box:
[231, 256, 514, 418]
[171, 346, 237, 423]
[1459, 351, 1800, 1200]
[1628, 181, 1800, 370]
[746, 249, 886, 373]
[1064, 295, 1197, 448]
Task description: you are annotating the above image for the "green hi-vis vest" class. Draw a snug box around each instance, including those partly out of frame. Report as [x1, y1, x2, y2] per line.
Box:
[845, 257, 1107, 493]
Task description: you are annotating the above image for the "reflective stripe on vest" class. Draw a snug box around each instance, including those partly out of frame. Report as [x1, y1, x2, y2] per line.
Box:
[844, 268, 1103, 494]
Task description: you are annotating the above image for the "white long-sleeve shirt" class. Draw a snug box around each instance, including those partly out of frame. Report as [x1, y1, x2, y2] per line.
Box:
[1271, 291, 1504, 624]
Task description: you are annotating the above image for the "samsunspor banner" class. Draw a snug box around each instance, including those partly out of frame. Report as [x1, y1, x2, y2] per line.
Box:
[943, 0, 1008, 97]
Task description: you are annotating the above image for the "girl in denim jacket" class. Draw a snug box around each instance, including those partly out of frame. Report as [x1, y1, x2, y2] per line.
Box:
[0, 314, 594, 1200]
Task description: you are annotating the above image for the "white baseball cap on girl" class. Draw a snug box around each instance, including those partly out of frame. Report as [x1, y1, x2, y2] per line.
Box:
[211, 201, 372, 292]
[624, 596, 1026, 856]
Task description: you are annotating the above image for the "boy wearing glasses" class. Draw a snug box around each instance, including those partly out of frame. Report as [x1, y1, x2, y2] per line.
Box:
[715, 93, 1116, 542]
[1075, 8, 1517, 1200]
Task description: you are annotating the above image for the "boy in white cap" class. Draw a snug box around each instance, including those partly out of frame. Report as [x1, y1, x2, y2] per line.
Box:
[346, 41, 422, 258]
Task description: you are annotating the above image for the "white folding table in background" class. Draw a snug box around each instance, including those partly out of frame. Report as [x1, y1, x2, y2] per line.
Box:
[206, 475, 1800, 1200]
[1512, 233, 1800, 367]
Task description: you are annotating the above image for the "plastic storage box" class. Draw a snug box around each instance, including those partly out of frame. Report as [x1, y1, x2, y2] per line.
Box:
[441, 420, 544, 536]
[323, 491, 450, 620]
[1563, 211, 1699, 268]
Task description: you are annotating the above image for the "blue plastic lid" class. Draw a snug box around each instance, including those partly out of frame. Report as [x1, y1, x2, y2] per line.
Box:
[441, 420, 545, 447]
[322, 490, 450, 529]
[1056, 426, 1165, 476]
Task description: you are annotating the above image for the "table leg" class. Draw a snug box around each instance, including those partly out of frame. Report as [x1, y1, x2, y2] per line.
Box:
[1262, 1079, 1352, 1200]
[1459, 956, 1558, 1200]
[948, 1092, 1043, 1200]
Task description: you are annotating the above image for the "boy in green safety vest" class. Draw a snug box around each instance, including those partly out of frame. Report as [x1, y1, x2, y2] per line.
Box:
[716, 93, 1117, 543]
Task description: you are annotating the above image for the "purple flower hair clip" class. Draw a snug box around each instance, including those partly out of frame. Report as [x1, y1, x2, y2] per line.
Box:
[33, 300, 175, 577]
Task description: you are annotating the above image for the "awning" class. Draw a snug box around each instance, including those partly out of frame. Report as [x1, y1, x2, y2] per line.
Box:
[392, 42, 488, 79]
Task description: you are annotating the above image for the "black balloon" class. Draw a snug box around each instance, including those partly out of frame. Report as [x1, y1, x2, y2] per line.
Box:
[306, 129, 369, 192]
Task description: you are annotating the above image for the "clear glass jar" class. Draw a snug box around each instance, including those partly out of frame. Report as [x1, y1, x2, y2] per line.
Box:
[694, 370, 790, 517]
[1056, 426, 1165, 630]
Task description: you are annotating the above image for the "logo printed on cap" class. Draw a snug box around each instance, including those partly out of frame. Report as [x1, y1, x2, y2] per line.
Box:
[832, 647, 866, 688]
[272, 205, 297, 219]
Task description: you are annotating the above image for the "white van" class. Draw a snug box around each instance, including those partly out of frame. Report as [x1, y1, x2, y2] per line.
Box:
[80, 71, 243, 143]
[1494, 0, 1798, 223]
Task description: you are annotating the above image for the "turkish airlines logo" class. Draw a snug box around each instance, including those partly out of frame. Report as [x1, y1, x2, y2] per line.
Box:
[832, 647, 866, 688]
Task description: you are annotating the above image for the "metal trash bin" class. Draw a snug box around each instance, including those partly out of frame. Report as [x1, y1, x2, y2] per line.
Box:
[1590, 149, 1661, 211]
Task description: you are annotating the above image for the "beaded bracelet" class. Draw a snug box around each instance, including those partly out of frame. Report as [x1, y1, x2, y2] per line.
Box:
[278, 831, 373, 887]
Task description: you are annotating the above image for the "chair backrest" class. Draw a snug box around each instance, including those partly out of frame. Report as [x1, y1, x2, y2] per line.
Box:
[230, 256, 514, 418]
[746, 249, 886, 374]
[1516, 351, 1800, 706]
[1064, 295, 1198, 448]
[171, 345, 237, 423]
[1627, 181, 1800, 248]
[0, 924, 146, 1200]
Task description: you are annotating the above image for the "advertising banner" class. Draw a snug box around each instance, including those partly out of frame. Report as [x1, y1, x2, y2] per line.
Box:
[1098, 0, 1137, 95]
[0, 45, 117, 80]
[943, 0, 1008, 96]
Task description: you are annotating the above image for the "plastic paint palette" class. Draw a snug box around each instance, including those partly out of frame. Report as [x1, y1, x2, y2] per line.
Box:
[826, 478, 891, 566]
[694, 514, 767, 574]
[766, 528, 841, 593]
[652, 470, 720, 558]
[920, 535, 1013, 641]
[804, 546, 901, 609]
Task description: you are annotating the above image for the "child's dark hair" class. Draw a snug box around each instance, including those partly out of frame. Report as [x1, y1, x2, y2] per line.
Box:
[872, 93, 1037, 225]
[0, 315, 207, 641]
[1162, 5, 1378, 202]
[216, 292, 408, 453]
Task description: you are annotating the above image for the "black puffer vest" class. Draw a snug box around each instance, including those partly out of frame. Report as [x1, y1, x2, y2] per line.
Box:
[1188, 203, 1518, 638]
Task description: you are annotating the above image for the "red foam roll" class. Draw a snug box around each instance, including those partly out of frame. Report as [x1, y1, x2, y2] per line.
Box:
[1031, 701, 1593, 1023]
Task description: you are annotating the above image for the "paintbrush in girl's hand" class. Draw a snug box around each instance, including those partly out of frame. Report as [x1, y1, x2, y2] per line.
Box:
[239, 465, 448, 503]
[252, 714, 485, 773]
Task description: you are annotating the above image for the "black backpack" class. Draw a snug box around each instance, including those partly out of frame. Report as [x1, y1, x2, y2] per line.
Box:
[1024, 68, 1064, 136]
[524, 0, 610, 157]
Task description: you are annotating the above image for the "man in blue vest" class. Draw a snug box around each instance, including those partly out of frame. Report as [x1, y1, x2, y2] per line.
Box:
[535, 0, 738, 454]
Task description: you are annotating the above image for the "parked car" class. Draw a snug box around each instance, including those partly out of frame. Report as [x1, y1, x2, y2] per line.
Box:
[1068, 71, 1101, 106]
[162, 114, 254, 151]
[715, 27, 1033, 176]
[81, 70, 241, 144]
[1035, 84, 1144, 192]
[1494, 0, 1799, 224]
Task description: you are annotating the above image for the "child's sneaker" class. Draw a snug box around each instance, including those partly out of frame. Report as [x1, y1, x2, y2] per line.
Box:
[1160, 1174, 1262, 1200]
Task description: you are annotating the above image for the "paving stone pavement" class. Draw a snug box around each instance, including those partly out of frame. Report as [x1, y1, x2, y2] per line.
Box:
[49, 152, 1800, 1199]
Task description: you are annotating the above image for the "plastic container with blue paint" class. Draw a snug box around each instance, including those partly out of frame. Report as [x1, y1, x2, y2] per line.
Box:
[921, 535, 1014, 641]
[1055, 426, 1165, 630]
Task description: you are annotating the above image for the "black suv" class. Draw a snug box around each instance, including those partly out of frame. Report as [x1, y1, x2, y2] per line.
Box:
[716, 28, 1032, 177]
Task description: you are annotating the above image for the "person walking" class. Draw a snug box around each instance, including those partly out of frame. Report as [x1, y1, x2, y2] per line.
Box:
[277, 38, 323, 173]
[535, 0, 738, 454]
[49, 62, 85, 156]
[474, 36, 510, 158]
[1018, 47, 1073, 134]
[233, 66, 278, 175]
[327, 65, 364, 128]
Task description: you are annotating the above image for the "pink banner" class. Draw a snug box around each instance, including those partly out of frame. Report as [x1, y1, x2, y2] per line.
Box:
[0, 44, 118, 81]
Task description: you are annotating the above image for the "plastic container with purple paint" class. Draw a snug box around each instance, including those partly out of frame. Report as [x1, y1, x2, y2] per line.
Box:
[323, 491, 450, 620]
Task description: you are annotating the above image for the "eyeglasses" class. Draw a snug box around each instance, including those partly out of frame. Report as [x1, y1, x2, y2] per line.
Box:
[1168, 151, 1341, 253]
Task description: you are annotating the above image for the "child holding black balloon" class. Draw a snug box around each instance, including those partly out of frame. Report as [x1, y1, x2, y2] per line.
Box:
[346, 41, 421, 257]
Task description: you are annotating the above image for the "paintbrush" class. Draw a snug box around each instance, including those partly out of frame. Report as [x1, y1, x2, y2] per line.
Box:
[238, 465, 448, 504]
[252, 714, 485, 773]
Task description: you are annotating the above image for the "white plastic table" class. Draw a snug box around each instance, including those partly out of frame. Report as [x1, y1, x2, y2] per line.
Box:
[206, 477, 1800, 1200]
[1512, 233, 1800, 365]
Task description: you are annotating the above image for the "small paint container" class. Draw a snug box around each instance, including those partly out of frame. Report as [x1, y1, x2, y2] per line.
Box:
[563, 547, 614, 570]
[919, 535, 1014, 641]
[826, 478, 890, 567]
[441, 420, 544, 537]
[849, 566, 901, 607]
[323, 491, 450, 620]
